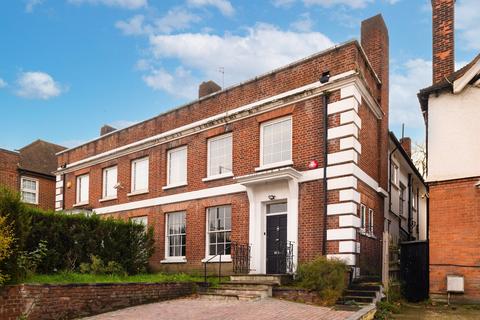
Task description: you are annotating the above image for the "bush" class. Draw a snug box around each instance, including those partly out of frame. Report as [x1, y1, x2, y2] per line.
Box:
[296, 256, 348, 306]
[17, 240, 48, 278]
[79, 255, 126, 275]
[0, 215, 14, 284]
[0, 187, 155, 282]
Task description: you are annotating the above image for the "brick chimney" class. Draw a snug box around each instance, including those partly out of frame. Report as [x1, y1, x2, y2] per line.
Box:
[432, 0, 455, 84]
[361, 14, 389, 188]
[400, 137, 412, 158]
[199, 80, 221, 98]
[100, 125, 116, 136]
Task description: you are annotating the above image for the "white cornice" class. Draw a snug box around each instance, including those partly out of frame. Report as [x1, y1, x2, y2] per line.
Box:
[56, 71, 381, 175]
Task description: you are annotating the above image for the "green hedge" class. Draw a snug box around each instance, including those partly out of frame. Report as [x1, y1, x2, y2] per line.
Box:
[0, 187, 154, 282]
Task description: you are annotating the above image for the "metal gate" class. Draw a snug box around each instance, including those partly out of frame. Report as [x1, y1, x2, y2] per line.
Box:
[400, 240, 429, 302]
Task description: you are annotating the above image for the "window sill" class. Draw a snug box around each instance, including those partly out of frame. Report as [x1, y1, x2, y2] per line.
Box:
[127, 190, 149, 197]
[162, 183, 187, 190]
[73, 202, 89, 207]
[161, 257, 187, 264]
[201, 255, 232, 263]
[202, 172, 234, 182]
[99, 197, 117, 202]
[254, 160, 293, 172]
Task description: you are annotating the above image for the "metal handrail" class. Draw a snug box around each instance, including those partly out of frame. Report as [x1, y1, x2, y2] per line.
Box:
[203, 243, 232, 284]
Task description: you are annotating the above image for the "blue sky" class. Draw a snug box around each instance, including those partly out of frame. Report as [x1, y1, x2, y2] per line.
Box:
[0, 0, 478, 151]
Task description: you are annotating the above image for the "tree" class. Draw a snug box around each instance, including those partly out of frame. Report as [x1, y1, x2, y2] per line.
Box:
[411, 141, 427, 178]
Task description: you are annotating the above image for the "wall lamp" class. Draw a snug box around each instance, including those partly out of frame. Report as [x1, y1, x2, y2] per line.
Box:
[268, 195, 276, 201]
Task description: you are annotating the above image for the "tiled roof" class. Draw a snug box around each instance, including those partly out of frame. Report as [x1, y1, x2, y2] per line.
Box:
[18, 140, 66, 176]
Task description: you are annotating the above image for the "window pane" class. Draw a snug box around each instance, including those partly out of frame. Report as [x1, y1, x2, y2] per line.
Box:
[209, 244, 216, 256]
[262, 118, 292, 165]
[104, 166, 118, 197]
[22, 191, 36, 204]
[133, 158, 148, 191]
[169, 147, 187, 185]
[267, 202, 287, 214]
[208, 135, 232, 176]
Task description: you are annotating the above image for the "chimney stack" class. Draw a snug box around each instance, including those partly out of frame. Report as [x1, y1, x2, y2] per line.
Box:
[400, 137, 412, 158]
[199, 80, 221, 98]
[432, 0, 455, 84]
[100, 125, 116, 136]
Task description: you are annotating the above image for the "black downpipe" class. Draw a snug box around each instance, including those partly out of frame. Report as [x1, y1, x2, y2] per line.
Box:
[407, 173, 412, 241]
[322, 92, 329, 256]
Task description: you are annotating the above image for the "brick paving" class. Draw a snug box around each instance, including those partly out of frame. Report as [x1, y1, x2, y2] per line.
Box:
[83, 297, 356, 320]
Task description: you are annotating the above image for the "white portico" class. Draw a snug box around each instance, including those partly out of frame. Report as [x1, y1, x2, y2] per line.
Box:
[235, 167, 301, 274]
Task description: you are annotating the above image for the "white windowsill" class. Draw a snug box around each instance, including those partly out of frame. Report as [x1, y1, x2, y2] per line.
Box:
[254, 160, 293, 172]
[201, 255, 232, 263]
[161, 257, 187, 264]
[127, 190, 149, 197]
[99, 196, 117, 202]
[162, 183, 187, 190]
[202, 172, 234, 182]
[73, 202, 89, 207]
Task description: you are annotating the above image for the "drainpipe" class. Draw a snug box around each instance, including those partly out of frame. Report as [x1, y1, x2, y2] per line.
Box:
[407, 173, 412, 241]
[322, 92, 330, 256]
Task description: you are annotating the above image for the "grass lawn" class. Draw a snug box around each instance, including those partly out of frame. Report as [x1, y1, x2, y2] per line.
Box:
[22, 272, 227, 286]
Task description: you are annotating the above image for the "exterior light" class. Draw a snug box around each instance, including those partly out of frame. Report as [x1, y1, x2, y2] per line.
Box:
[308, 160, 319, 169]
[268, 195, 276, 201]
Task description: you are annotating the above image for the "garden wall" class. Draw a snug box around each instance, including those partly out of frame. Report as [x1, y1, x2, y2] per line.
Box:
[273, 287, 324, 305]
[0, 282, 195, 320]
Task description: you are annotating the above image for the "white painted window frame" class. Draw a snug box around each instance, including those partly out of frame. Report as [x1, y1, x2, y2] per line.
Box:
[162, 211, 187, 263]
[204, 133, 233, 181]
[164, 146, 188, 190]
[130, 157, 149, 195]
[360, 204, 366, 232]
[75, 174, 89, 206]
[256, 116, 293, 171]
[20, 176, 39, 205]
[102, 165, 118, 200]
[368, 208, 374, 235]
[391, 161, 399, 187]
[203, 205, 232, 263]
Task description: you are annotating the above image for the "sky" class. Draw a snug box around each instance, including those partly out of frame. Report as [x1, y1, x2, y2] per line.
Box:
[0, 0, 479, 151]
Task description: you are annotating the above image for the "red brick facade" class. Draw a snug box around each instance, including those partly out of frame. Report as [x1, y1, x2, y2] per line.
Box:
[57, 16, 389, 277]
[429, 177, 480, 301]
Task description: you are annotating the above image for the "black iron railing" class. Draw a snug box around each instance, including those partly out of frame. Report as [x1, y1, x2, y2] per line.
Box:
[203, 242, 251, 284]
[268, 240, 294, 274]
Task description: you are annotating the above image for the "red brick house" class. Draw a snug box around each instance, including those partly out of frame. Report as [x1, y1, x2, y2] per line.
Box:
[0, 140, 65, 211]
[418, 0, 480, 302]
[55, 15, 390, 277]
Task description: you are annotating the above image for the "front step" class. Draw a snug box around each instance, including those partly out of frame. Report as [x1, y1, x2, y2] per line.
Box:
[338, 282, 383, 305]
[199, 274, 286, 301]
[229, 274, 292, 285]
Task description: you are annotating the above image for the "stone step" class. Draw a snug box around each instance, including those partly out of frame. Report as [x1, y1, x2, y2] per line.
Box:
[211, 287, 271, 298]
[199, 292, 261, 301]
[348, 284, 382, 292]
[344, 289, 378, 297]
[221, 281, 276, 290]
[342, 295, 375, 304]
[230, 274, 292, 285]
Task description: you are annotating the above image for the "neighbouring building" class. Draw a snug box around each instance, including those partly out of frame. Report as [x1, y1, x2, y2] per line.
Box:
[55, 15, 390, 278]
[386, 132, 428, 281]
[418, 0, 480, 302]
[0, 139, 66, 210]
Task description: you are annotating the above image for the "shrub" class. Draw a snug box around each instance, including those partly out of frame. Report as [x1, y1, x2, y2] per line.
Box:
[17, 240, 48, 278]
[0, 215, 14, 284]
[0, 187, 154, 282]
[79, 255, 126, 275]
[296, 256, 348, 306]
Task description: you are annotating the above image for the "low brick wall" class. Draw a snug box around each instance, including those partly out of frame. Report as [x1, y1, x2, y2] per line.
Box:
[0, 282, 195, 320]
[273, 287, 323, 305]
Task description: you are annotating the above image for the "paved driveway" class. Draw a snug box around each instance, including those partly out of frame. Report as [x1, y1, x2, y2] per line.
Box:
[83, 297, 356, 320]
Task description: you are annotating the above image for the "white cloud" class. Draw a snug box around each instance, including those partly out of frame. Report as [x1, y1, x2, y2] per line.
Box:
[116, 9, 200, 36]
[290, 13, 314, 32]
[390, 59, 431, 130]
[187, 0, 235, 16]
[272, 0, 296, 8]
[142, 66, 198, 99]
[15, 71, 63, 100]
[25, 0, 43, 13]
[0, 78, 7, 88]
[303, 0, 373, 9]
[109, 119, 138, 129]
[147, 23, 334, 97]
[456, 0, 480, 50]
[68, 0, 147, 10]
